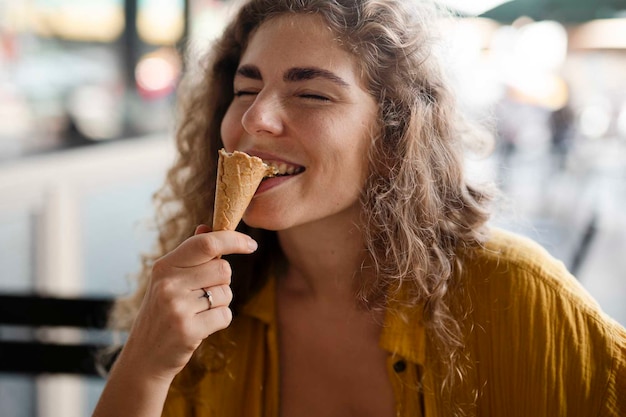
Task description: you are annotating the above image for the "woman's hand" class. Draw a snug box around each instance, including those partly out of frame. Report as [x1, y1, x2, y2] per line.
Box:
[118, 224, 258, 383]
[93, 225, 257, 417]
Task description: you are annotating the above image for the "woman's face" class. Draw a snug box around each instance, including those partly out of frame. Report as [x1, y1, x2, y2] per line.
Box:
[220, 14, 378, 231]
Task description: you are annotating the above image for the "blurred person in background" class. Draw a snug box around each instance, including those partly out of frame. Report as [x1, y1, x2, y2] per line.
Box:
[549, 97, 576, 170]
[93, 0, 626, 416]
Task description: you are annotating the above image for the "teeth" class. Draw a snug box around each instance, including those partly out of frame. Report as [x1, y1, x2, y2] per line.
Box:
[267, 162, 303, 176]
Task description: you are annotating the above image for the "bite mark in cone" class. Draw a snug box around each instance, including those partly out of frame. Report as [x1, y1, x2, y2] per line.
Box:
[212, 149, 277, 231]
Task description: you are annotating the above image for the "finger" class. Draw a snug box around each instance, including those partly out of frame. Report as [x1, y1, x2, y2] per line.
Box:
[162, 231, 258, 268]
[181, 258, 233, 290]
[150, 257, 232, 312]
[195, 306, 233, 336]
[194, 284, 233, 313]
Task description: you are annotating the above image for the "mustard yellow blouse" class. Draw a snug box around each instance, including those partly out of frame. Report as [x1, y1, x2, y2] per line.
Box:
[163, 228, 626, 416]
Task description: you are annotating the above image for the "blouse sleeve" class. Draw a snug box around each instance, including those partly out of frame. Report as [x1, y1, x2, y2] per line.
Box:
[467, 230, 626, 417]
[599, 320, 626, 417]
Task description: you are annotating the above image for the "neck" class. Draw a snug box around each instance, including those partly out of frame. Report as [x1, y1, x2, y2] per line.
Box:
[276, 210, 371, 304]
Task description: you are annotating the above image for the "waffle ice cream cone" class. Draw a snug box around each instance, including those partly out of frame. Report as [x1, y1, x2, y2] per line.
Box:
[212, 149, 277, 231]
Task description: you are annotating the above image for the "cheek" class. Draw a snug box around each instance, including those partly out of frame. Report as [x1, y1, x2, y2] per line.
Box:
[330, 122, 374, 170]
[341, 133, 374, 188]
[220, 105, 242, 150]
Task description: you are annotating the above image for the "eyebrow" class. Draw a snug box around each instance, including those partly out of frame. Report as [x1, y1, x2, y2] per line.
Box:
[285, 67, 350, 87]
[236, 65, 262, 80]
[235, 64, 350, 88]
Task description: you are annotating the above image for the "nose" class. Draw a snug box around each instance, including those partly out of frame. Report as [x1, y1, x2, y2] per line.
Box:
[241, 92, 284, 136]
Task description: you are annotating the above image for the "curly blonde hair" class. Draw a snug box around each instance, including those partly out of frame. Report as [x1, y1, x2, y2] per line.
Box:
[109, 0, 493, 415]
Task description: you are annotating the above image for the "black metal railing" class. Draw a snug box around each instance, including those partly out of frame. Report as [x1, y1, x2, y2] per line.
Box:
[0, 295, 115, 376]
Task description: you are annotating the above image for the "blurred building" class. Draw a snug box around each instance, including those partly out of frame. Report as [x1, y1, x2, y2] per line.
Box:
[0, 1, 625, 416]
[0, 1, 210, 416]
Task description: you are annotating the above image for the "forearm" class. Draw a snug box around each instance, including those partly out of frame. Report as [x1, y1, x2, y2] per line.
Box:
[91, 348, 174, 417]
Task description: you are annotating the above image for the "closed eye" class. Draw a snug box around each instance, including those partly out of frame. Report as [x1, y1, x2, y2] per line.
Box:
[234, 90, 258, 97]
[299, 93, 330, 102]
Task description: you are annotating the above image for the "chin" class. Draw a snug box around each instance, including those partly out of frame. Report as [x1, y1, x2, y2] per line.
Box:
[243, 199, 291, 231]
[242, 208, 293, 232]
[242, 217, 290, 232]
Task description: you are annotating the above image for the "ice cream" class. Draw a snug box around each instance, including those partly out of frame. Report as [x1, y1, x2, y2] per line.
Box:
[212, 148, 277, 231]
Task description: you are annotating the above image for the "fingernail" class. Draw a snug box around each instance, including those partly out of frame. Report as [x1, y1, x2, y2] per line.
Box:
[194, 224, 210, 235]
[248, 238, 258, 252]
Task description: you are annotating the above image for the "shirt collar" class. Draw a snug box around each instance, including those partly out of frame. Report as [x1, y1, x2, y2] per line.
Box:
[240, 275, 426, 365]
[380, 298, 426, 365]
[240, 275, 276, 325]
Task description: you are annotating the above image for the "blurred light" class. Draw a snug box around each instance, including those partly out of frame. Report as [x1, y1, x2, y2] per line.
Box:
[441, 17, 501, 56]
[570, 19, 626, 50]
[67, 85, 122, 141]
[30, 2, 124, 42]
[188, 2, 233, 54]
[579, 103, 612, 139]
[516, 21, 568, 72]
[490, 20, 569, 110]
[135, 49, 181, 100]
[137, 0, 184, 45]
[3, 2, 30, 32]
[136, 58, 175, 91]
[491, 20, 568, 73]
[508, 74, 569, 110]
[438, 18, 502, 110]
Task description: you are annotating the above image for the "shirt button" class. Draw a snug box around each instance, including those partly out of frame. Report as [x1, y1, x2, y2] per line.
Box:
[393, 360, 407, 373]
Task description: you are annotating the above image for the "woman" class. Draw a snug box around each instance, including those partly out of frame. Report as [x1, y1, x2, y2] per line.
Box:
[93, 0, 626, 416]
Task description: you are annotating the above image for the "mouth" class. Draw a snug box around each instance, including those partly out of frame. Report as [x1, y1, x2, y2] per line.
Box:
[264, 161, 305, 178]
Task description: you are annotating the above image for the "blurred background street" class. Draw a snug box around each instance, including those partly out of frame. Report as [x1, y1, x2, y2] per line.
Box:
[1, 1, 625, 416]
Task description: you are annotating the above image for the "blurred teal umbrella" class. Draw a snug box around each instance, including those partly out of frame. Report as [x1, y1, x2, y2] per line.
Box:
[480, 0, 626, 23]
[438, 0, 515, 16]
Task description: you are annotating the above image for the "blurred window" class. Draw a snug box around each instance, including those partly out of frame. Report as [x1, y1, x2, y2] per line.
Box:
[0, 0, 184, 161]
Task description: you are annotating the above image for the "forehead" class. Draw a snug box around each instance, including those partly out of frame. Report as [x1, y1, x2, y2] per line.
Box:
[251, 13, 337, 45]
[240, 13, 361, 76]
